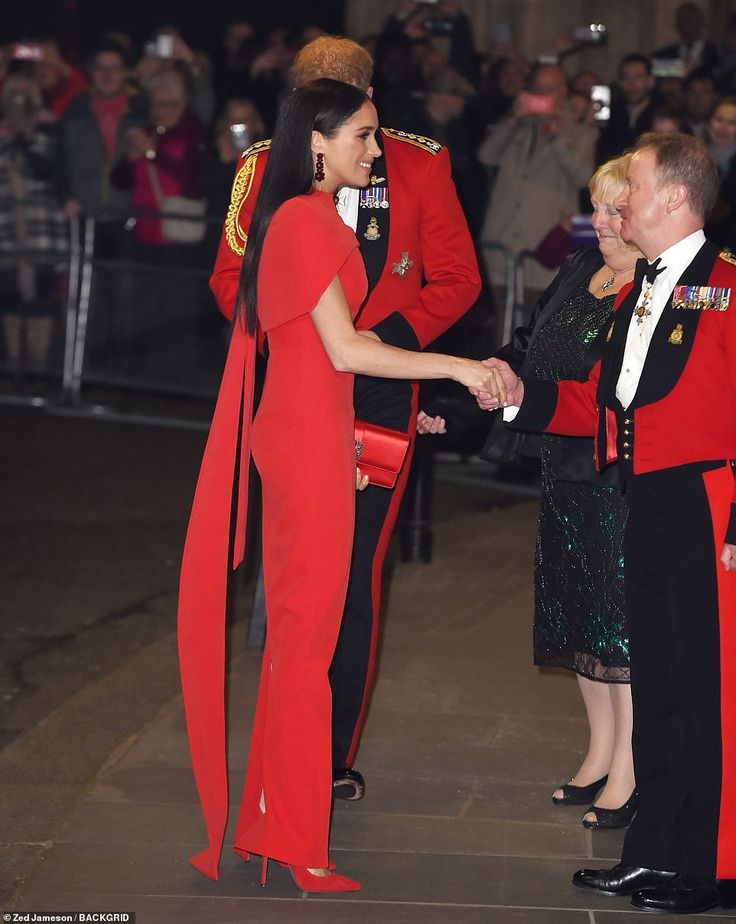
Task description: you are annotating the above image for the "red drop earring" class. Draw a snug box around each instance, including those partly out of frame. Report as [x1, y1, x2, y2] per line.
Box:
[315, 152, 325, 182]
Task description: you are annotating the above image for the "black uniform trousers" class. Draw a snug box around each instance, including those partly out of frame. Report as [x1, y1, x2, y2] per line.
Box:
[329, 372, 414, 769]
[620, 460, 734, 878]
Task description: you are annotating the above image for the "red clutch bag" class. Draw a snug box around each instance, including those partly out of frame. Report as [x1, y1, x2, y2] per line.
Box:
[354, 419, 410, 489]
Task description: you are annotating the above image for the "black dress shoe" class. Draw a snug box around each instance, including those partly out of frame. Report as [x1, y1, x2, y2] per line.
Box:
[631, 875, 721, 914]
[332, 767, 365, 801]
[582, 791, 638, 829]
[572, 863, 676, 896]
[552, 774, 608, 805]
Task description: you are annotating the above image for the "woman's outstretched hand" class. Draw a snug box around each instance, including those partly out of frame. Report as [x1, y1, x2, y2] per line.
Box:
[454, 359, 508, 404]
[472, 358, 524, 410]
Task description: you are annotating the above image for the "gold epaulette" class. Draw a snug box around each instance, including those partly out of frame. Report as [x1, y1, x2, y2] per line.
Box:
[719, 250, 736, 267]
[224, 139, 272, 256]
[381, 127, 442, 155]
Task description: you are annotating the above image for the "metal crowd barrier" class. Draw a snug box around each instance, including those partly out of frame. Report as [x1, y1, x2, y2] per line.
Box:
[479, 241, 539, 348]
[2, 215, 540, 415]
[0, 207, 229, 426]
[480, 241, 566, 347]
[0, 223, 77, 397]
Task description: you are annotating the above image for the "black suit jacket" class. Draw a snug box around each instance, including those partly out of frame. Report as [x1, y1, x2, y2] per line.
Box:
[482, 247, 619, 486]
[596, 98, 658, 166]
[653, 40, 721, 75]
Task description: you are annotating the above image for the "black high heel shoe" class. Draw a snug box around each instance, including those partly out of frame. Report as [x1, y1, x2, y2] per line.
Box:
[551, 774, 608, 805]
[582, 790, 638, 829]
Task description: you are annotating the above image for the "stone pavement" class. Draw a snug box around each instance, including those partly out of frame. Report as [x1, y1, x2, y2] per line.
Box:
[3, 407, 735, 922]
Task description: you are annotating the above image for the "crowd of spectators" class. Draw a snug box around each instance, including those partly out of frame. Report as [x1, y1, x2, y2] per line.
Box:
[361, 1, 736, 295]
[2, 1, 736, 369]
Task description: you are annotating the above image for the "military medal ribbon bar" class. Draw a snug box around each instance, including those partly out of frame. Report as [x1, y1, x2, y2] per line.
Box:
[673, 285, 730, 311]
[360, 187, 389, 209]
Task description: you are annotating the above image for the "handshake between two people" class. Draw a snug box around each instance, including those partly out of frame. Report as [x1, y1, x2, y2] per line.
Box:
[471, 360, 736, 577]
[472, 358, 524, 412]
[415, 357, 523, 437]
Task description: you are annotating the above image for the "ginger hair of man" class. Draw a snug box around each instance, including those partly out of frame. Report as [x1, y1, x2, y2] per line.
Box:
[291, 36, 373, 93]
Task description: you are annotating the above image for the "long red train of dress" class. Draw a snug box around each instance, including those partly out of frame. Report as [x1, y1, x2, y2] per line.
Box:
[178, 190, 367, 879]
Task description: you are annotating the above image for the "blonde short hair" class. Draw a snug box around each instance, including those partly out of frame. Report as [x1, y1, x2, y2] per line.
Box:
[292, 36, 373, 92]
[589, 153, 632, 204]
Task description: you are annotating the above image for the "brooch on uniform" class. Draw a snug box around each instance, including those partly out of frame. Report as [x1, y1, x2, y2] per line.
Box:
[672, 285, 730, 311]
[392, 252, 413, 278]
[668, 323, 684, 345]
[364, 217, 380, 241]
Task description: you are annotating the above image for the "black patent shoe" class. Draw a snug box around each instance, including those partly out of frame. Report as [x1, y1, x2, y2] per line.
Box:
[332, 767, 365, 801]
[631, 875, 720, 914]
[572, 863, 677, 896]
[583, 791, 638, 829]
[552, 773, 608, 805]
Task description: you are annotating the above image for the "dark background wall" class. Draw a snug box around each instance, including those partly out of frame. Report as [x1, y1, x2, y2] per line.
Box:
[1, 0, 346, 58]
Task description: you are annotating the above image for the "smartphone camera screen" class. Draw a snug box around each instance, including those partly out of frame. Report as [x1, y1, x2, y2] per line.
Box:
[574, 23, 607, 44]
[591, 85, 611, 122]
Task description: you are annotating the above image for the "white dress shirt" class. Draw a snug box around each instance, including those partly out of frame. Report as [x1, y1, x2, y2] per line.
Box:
[335, 187, 360, 232]
[680, 38, 706, 67]
[615, 229, 705, 409]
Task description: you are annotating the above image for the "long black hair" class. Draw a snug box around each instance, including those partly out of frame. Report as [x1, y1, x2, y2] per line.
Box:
[235, 78, 370, 334]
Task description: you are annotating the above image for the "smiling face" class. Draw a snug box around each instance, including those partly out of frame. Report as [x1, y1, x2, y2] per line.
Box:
[312, 100, 381, 192]
[590, 187, 630, 263]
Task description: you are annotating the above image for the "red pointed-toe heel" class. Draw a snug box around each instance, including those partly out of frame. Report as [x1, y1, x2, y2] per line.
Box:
[278, 859, 336, 871]
[260, 857, 361, 892]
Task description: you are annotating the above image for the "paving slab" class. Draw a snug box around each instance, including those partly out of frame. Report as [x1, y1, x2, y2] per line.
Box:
[5, 407, 731, 921]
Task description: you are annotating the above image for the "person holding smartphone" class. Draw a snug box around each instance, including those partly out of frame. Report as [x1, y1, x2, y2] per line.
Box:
[381, 0, 477, 82]
[29, 39, 88, 119]
[199, 98, 266, 259]
[596, 54, 658, 166]
[58, 40, 146, 222]
[0, 71, 68, 370]
[479, 62, 597, 300]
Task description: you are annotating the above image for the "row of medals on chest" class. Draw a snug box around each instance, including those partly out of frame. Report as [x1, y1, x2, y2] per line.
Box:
[362, 174, 387, 241]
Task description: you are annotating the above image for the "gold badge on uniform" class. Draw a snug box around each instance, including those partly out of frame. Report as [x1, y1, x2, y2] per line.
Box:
[392, 252, 414, 278]
[672, 285, 730, 311]
[364, 217, 380, 241]
[668, 323, 684, 345]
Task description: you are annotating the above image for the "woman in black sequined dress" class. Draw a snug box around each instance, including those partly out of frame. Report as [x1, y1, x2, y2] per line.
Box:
[484, 156, 643, 828]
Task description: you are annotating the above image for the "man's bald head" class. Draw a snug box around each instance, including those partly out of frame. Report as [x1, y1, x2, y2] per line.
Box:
[292, 36, 373, 93]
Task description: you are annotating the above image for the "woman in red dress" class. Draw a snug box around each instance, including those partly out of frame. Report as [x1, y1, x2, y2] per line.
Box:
[178, 78, 504, 893]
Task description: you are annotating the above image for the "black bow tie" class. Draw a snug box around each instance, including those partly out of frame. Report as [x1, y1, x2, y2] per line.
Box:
[644, 257, 666, 285]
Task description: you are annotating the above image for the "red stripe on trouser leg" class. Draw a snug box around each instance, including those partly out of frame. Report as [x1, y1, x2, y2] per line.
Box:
[345, 390, 419, 767]
[703, 464, 736, 877]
